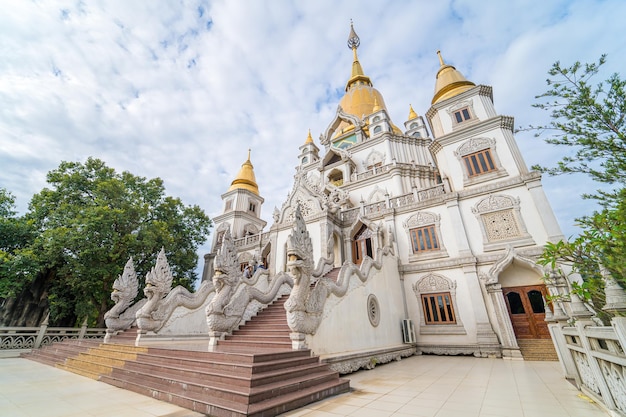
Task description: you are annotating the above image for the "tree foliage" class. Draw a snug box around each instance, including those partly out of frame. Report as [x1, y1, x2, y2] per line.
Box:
[0, 158, 211, 326]
[531, 54, 626, 204]
[532, 55, 626, 314]
[0, 189, 38, 298]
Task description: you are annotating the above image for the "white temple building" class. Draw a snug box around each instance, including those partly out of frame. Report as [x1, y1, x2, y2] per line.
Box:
[203, 23, 565, 366]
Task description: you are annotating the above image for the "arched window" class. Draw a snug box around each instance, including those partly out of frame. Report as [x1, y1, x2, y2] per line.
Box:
[373, 126, 382, 134]
[373, 116, 381, 122]
[352, 225, 373, 265]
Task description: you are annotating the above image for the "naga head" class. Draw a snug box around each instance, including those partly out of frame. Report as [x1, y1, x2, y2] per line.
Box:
[111, 257, 138, 304]
[143, 248, 173, 299]
[212, 229, 240, 287]
[286, 204, 314, 283]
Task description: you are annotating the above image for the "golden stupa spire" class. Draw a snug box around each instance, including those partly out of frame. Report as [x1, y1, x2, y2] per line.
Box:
[432, 50, 476, 105]
[408, 104, 418, 120]
[345, 20, 371, 91]
[228, 149, 260, 195]
[304, 129, 313, 144]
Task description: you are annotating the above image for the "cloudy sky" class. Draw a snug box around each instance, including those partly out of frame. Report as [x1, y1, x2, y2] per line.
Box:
[1, 0, 624, 270]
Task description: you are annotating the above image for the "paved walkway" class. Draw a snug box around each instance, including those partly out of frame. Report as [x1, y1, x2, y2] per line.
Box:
[0, 355, 607, 417]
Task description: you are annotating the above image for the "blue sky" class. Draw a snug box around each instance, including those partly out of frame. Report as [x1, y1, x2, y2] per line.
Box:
[1, 0, 625, 268]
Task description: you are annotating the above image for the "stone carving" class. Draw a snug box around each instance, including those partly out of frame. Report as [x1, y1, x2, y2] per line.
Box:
[482, 209, 521, 241]
[206, 229, 293, 343]
[105, 250, 217, 339]
[574, 351, 601, 394]
[602, 361, 626, 413]
[135, 248, 174, 332]
[104, 258, 147, 340]
[325, 185, 350, 214]
[284, 205, 394, 345]
[327, 347, 415, 374]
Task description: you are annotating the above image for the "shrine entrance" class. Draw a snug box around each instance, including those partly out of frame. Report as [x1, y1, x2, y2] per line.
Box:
[502, 285, 551, 339]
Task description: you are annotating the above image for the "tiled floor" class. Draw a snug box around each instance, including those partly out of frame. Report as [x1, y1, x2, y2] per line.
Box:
[0, 355, 608, 417]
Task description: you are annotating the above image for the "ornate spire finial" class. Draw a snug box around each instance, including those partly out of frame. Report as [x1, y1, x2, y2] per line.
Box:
[437, 50, 445, 66]
[347, 20, 360, 50]
[408, 104, 418, 120]
[304, 129, 313, 144]
[247, 148, 251, 161]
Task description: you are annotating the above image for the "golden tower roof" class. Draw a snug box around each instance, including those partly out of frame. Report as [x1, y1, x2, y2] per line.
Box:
[432, 51, 476, 105]
[335, 22, 401, 137]
[408, 104, 418, 120]
[304, 129, 313, 144]
[228, 149, 260, 195]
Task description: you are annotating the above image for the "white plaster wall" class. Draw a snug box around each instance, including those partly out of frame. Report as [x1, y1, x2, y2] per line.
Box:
[307, 255, 406, 356]
[403, 268, 479, 345]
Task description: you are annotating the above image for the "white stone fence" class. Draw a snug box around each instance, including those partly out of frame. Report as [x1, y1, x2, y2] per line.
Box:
[549, 316, 626, 416]
[0, 319, 106, 357]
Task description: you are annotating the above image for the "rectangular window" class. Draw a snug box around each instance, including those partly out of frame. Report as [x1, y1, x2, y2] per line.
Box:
[454, 107, 472, 124]
[410, 226, 439, 253]
[463, 149, 496, 177]
[249, 203, 256, 213]
[421, 292, 456, 324]
[225, 200, 233, 211]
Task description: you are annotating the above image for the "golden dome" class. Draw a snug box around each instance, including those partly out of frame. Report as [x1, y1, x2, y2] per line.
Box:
[432, 51, 475, 105]
[334, 23, 401, 137]
[408, 104, 418, 120]
[228, 149, 259, 195]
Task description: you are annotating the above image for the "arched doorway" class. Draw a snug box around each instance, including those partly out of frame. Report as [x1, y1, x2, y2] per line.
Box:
[502, 285, 550, 339]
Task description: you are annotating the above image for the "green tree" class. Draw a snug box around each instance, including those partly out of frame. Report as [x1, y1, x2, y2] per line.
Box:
[531, 55, 626, 314]
[0, 189, 38, 299]
[2, 158, 211, 326]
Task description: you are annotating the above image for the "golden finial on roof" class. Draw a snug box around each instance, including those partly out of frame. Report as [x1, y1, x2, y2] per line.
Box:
[437, 50, 445, 66]
[408, 104, 418, 120]
[304, 129, 313, 144]
[345, 21, 370, 91]
[228, 149, 260, 195]
[372, 97, 381, 112]
[432, 50, 476, 105]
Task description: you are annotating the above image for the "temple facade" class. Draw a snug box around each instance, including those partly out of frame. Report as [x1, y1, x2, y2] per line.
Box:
[204, 24, 564, 363]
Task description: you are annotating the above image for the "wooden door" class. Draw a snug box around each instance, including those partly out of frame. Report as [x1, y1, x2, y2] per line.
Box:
[503, 285, 551, 339]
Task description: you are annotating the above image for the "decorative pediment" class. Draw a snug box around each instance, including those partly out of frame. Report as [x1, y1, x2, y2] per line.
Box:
[277, 172, 326, 224]
[403, 211, 439, 228]
[367, 186, 387, 203]
[362, 150, 386, 169]
[483, 246, 543, 285]
[322, 147, 354, 169]
[472, 194, 518, 214]
[320, 106, 364, 146]
[414, 273, 456, 293]
[454, 137, 495, 157]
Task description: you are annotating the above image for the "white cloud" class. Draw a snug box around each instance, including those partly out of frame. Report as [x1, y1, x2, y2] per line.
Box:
[1, 0, 624, 274]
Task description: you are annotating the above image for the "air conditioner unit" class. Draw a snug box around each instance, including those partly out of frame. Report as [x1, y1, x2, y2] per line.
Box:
[401, 319, 416, 344]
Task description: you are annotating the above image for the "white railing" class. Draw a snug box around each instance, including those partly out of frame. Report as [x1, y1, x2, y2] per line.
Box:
[551, 317, 626, 415]
[341, 184, 446, 222]
[0, 322, 106, 351]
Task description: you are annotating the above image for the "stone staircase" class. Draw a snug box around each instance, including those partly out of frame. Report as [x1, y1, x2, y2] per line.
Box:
[22, 296, 350, 417]
[517, 339, 559, 361]
[219, 294, 292, 350]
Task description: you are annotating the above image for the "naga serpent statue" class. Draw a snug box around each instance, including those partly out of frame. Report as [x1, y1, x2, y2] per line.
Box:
[284, 204, 394, 344]
[104, 257, 146, 341]
[206, 229, 293, 345]
[135, 248, 174, 332]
